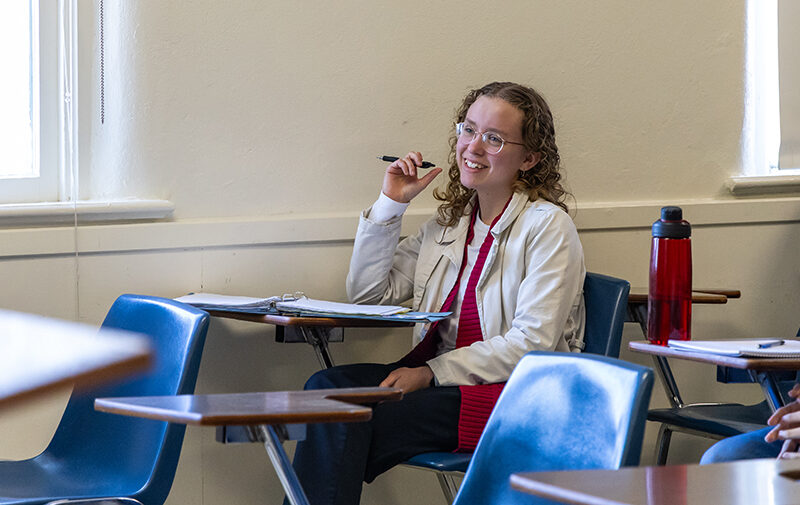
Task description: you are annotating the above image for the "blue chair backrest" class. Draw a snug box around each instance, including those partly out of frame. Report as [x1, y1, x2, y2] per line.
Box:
[583, 272, 630, 358]
[452, 351, 653, 505]
[43, 294, 209, 504]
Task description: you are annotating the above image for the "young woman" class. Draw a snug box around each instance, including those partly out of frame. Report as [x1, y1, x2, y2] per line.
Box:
[289, 82, 586, 505]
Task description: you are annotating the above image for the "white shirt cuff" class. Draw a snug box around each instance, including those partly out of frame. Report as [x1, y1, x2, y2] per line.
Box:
[368, 192, 409, 223]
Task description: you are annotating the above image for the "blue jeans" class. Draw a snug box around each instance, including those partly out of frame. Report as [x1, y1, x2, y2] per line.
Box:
[287, 363, 460, 505]
[700, 426, 783, 464]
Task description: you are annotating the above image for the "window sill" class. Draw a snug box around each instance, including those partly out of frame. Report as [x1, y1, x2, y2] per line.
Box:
[727, 173, 800, 195]
[0, 199, 174, 226]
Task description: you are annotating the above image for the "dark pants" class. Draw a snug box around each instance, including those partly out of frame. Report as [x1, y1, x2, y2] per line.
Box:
[288, 363, 460, 505]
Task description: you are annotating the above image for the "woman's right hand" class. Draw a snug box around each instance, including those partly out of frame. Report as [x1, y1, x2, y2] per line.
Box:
[765, 383, 800, 458]
[381, 152, 442, 203]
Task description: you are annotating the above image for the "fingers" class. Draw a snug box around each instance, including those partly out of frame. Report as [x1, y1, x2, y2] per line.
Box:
[790, 383, 800, 399]
[379, 371, 398, 388]
[387, 152, 431, 176]
[382, 152, 442, 203]
[387, 152, 423, 177]
[767, 401, 800, 426]
[384, 368, 415, 392]
[780, 426, 800, 441]
[416, 167, 443, 190]
[765, 410, 800, 442]
[378, 367, 432, 394]
[407, 151, 424, 173]
[779, 439, 800, 459]
[766, 425, 781, 443]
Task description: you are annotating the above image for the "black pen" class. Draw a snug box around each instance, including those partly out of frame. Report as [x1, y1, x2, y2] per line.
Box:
[758, 339, 785, 349]
[377, 156, 436, 168]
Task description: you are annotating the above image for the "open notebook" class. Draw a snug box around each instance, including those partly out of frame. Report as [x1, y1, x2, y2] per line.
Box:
[173, 292, 451, 322]
[668, 339, 800, 358]
[275, 297, 409, 316]
[174, 293, 408, 316]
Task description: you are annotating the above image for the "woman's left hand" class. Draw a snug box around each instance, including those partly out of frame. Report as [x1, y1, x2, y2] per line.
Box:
[379, 365, 434, 394]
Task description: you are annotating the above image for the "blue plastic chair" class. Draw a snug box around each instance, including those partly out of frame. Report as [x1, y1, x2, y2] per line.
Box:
[0, 294, 209, 505]
[453, 351, 653, 505]
[403, 272, 631, 503]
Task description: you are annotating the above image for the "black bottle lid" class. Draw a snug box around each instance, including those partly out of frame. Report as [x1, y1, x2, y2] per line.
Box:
[652, 206, 691, 238]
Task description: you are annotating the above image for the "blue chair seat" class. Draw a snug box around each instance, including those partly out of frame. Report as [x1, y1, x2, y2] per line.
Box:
[647, 402, 770, 438]
[404, 452, 472, 473]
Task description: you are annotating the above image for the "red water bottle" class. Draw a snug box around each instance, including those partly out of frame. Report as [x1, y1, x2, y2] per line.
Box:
[647, 206, 692, 345]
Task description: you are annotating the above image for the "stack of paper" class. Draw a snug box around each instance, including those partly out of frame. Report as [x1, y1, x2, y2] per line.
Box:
[668, 339, 800, 358]
[275, 298, 409, 316]
[174, 292, 451, 322]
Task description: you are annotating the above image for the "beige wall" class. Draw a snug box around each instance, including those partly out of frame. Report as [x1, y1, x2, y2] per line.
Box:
[2, 1, 799, 504]
[85, 0, 747, 214]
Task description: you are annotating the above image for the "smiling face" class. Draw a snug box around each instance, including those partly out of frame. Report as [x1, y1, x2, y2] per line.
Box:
[456, 96, 540, 210]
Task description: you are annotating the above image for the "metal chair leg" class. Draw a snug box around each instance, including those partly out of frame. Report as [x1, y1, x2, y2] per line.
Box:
[435, 473, 459, 504]
[655, 424, 673, 465]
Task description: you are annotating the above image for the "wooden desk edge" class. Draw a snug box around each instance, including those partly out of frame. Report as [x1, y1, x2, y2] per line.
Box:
[207, 309, 413, 328]
[0, 351, 152, 410]
[627, 292, 730, 305]
[325, 388, 404, 405]
[510, 472, 624, 505]
[94, 402, 376, 426]
[693, 289, 741, 299]
[94, 387, 403, 427]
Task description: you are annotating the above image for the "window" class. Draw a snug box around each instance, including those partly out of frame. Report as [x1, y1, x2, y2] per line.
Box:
[0, 1, 71, 204]
[0, 1, 172, 223]
[1, 1, 37, 179]
[745, 0, 800, 175]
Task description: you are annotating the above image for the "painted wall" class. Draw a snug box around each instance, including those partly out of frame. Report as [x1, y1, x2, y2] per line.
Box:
[2, 1, 799, 504]
[85, 0, 746, 215]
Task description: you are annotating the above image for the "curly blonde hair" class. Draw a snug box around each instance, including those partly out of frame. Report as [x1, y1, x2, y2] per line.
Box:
[433, 82, 569, 227]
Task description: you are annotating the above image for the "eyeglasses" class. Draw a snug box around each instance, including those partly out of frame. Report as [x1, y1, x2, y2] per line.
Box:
[456, 122, 526, 154]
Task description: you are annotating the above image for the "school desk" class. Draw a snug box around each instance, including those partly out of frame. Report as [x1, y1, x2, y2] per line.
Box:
[95, 387, 402, 505]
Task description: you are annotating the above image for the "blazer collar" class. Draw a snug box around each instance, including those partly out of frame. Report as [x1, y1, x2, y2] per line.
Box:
[439, 191, 529, 247]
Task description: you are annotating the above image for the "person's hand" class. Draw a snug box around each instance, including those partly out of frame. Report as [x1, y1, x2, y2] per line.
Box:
[778, 439, 800, 459]
[381, 152, 442, 203]
[379, 365, 434, 394]
[765, 383, 800, 458]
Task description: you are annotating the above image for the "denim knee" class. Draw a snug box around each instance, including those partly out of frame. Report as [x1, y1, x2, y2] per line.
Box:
[304, 368, 340, 390]
[700, 427, 780, 464]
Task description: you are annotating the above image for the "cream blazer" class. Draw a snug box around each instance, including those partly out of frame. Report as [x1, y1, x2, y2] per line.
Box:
[346, 191, 586, 386]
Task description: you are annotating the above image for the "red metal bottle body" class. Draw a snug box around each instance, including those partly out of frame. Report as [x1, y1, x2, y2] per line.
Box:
[647, 207, 692, 346]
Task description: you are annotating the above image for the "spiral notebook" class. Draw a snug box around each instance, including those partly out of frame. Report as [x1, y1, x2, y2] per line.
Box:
[668, 339, 800, 358]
